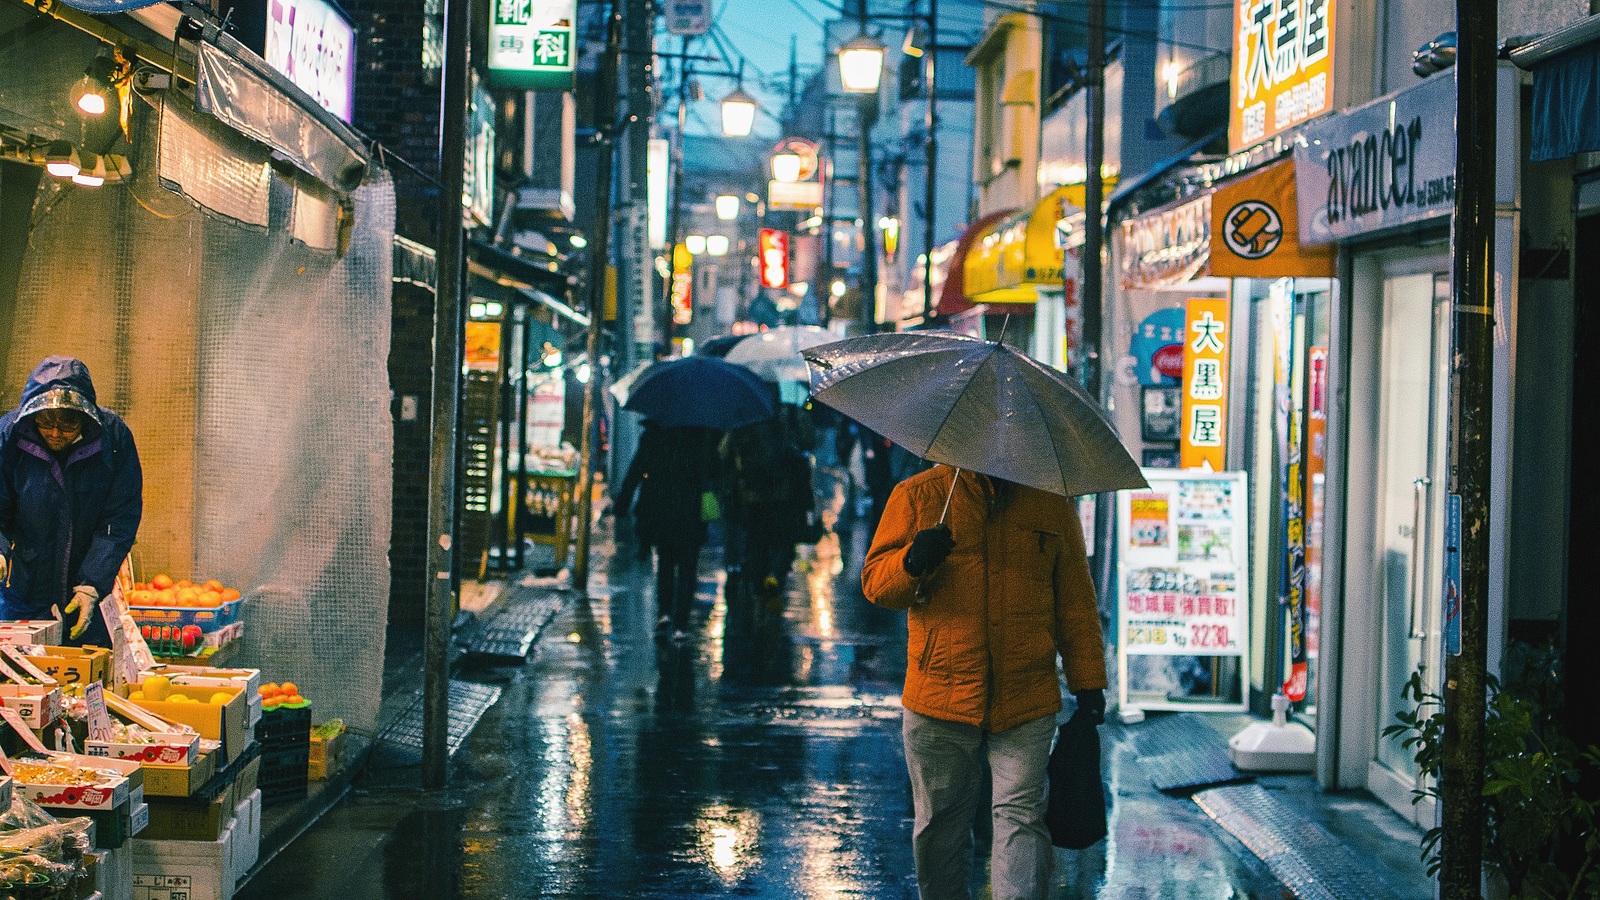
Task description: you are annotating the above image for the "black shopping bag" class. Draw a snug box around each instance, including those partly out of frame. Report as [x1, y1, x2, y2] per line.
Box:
[1045, 715, 1108, 849]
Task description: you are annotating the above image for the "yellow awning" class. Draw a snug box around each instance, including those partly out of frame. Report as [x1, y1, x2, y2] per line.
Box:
[965, 183, 1111, 303]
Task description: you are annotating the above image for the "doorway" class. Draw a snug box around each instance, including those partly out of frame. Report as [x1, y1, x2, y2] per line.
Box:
[1342, 254, 1451, 826]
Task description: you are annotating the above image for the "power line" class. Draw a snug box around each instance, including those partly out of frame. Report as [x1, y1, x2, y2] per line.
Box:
[981, 0, 1232, 56]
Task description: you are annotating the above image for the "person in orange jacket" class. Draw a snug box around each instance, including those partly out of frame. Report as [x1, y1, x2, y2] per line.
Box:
[862, 465, 1107, 900]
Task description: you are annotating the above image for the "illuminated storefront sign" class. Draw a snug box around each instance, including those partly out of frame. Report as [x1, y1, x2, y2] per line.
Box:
[488, 0, 577, 90]
[1180, 296, 1230, 471]
[265, 0, 354, 121]
[1230, 0, 1335, 152]
[758, 228, 790, 289]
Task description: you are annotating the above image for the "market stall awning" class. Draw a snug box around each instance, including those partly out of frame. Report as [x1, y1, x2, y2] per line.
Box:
[964, 186, 1088, 306]
[1510, 17, 1600, 161]
[468, 240, 575, 297]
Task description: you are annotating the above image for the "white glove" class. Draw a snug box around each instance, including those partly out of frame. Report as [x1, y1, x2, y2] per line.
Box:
[64, 585, 98, 640]
[0, 554, 8, 587]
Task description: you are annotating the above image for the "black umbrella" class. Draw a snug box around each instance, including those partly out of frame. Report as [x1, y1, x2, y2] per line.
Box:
[620, 355, 776, 430]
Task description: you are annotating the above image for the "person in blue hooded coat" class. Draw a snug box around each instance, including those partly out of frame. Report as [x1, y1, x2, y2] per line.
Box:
[0, 356, 143, 646]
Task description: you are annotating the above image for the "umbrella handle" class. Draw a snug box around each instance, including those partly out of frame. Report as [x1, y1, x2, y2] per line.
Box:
[938, 468, 961, 526]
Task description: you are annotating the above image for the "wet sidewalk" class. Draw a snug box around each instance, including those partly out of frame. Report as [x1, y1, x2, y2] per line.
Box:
[237, 478, 1432, 899]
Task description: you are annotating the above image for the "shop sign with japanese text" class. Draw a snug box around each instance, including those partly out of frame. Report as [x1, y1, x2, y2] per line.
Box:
[488, 0, 577, 90]
[1293, 72, 1455, 244]
[1115, 470, 1251, 713]
[758, 228, 790, 289]
[1117, 195, 1210, 291]
[1231, 0, 1335, 152]
[1180, 297, 1230, 471]
[265, 0, 354, 121]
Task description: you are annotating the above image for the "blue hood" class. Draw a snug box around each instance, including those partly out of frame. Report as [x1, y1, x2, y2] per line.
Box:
[16, 356, 102, 425]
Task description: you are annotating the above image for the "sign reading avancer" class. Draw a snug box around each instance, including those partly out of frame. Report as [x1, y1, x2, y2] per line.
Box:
[489, 0, 577, 90]
[1230, 0, 1335, 153]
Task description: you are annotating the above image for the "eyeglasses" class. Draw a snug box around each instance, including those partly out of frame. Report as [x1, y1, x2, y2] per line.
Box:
[34, 415, 83, 434]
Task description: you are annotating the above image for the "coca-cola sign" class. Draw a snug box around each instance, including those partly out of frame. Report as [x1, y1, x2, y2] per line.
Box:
[1153, 343, 1185, 379]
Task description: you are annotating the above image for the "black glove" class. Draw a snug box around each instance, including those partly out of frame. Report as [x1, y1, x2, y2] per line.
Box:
[1072, 689, 1105, 725]
[903, 525, 956, 577]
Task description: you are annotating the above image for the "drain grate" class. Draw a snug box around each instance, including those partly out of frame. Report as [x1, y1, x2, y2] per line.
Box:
[1127, 713, 1248, 792]
[463, 592, 567, 663]
[375, 680, 504, 763]
[1193, 784, 1405, 900]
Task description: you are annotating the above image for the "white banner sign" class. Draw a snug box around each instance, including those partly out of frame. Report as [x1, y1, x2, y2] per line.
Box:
[1117, 469, 1250, 712]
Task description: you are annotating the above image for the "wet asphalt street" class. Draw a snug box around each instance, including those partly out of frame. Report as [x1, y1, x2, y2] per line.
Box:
[237, 471, 1288, 899]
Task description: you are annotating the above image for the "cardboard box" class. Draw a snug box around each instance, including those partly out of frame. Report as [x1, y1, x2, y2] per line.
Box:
[25, 645, 111, 687]
[308, 729, 346, 780]
[135, 747, 218, 798]
[86, 730, 200, 767]
[131, 819, 237, 900]
[96, 843, 134, 900]
[144, 665, 262, 730]
[228, 755, 260, 811]
[231, 789, 262, 877]
[0, 619, 63, 645]
[0, 681, 64, 728]
[124, 683, 252, 765]
[14, 753, 141, 811]
[141, 792, 232, 842]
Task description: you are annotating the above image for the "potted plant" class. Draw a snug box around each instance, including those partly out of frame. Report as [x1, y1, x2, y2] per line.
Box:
[1386, 642, 1600, 899]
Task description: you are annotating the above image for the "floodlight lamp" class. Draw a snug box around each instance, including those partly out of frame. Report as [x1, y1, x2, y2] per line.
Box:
[839, 34, 886, 93]
[706, 235, 730, 256]
[716, 194, 740, 220]
[71, 152, 106, 187]
[685, 234, 707, 255]
[569, 234, 589, 249]
[45, 141, 80, 178]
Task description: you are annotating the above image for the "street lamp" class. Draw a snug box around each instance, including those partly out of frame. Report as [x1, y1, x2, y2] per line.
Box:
[716, 194, 740, 220]
[839, 34, 886, 94]
[721, 87, 758, 137]
[838, 29, 883, 334]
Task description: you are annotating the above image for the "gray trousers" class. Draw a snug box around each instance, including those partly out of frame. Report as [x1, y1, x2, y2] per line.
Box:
[902, 709, 1056, 900]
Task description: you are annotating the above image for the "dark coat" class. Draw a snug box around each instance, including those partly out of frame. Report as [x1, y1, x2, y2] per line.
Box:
[0, 357, 143, 611]
[616, 425, 714, 551]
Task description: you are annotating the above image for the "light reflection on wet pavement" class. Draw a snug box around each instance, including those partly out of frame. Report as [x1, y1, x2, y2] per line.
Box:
[238, 471, 1284, 899]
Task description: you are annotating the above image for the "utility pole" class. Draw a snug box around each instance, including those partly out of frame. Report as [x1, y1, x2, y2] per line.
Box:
[571, 0, 624, 595]
[821, 113, 836, 326]
[1082, 0, 1105, 396]
[921, 0, 938, 323]
[423, 0, 470, 790]
[1440, 0, 1494, 893]
[663, 36, 690, 352]
[857, 97, 878, 335]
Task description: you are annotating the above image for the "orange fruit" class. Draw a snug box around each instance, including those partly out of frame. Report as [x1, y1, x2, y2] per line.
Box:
[221, 588, 241, 602]
[200, 591, 222, 607]
[176, 579, 194, 589]
[280, 682, 298, 697]
[151, 574, 173, 590]
[203, 579, 223, 593]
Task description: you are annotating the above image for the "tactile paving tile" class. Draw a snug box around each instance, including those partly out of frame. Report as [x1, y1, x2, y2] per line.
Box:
[375, 680, 504, 763]
[1193, 784, 1405, 900]
[1128, 713, 1249, 792]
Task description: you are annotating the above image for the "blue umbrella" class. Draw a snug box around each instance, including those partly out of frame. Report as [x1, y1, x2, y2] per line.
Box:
[621, 356, 776, 430]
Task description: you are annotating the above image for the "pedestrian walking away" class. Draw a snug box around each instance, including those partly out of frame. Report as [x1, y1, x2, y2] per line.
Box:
[0, 356, 143, 647]
[615, 421, 718, 639]
[863, 466, 1107, 900]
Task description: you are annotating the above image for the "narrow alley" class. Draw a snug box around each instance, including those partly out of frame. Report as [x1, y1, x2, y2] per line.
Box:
[235, 468, 1428, 899]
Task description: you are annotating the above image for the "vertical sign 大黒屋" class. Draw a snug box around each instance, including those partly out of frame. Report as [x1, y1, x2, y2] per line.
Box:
[1179, 297, 1230, 470]
[487, 0, 578, 90]
[1230, 0, 1336, 153]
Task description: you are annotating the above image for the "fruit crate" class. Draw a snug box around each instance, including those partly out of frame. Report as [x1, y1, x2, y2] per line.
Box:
[260, 744, 309, 806]
[126, 598, 242, 632]
[256, 704, 311, 747]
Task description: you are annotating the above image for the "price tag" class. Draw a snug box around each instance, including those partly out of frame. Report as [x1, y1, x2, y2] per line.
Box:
[0, 744, 13, 777]
[85, 683, 113, 743]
